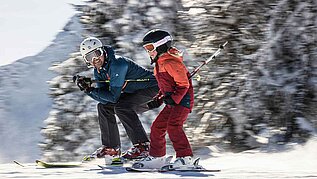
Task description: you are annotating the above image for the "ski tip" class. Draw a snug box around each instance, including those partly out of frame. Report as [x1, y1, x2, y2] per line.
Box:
[35, 160, 82, 168]
[35, 160, 48, 166]
[35, 160, 47, 168]
[35, 159, 43, 164]
[13, 160, 25, 167]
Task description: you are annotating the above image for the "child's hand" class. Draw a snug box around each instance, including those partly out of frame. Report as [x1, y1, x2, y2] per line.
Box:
[147, 96, 163, 109]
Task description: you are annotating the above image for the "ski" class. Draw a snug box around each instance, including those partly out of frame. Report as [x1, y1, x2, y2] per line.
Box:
[97, 156, 154, 170]
[35, 160, 82, 168]
[160, 164, 221, 172]
[164, 168, 221, 172]
[125, 166, 220, 173]
[97, 164, 126, 170]
[96, 156, 221, 173]
[126, 167, 160, 172]
[126, 157, 220, 173]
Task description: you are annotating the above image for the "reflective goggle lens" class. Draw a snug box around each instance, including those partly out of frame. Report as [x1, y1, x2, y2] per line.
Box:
[84, 48, 103, 62]
[143, 44, 156, 52]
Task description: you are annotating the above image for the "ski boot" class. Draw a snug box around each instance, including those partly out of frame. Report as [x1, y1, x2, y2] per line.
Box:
[121, 142, 149, 160]
[131, 155, 173, 169]
[160, 157, 215, 172]
[172, 156, 194, 168]
[160, 156, 201, 171]
[83, 146, 122, 165]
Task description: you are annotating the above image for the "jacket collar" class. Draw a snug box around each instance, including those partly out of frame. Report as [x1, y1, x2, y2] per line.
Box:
[157, 47, 183, 64]
[102, 45, 116, 66]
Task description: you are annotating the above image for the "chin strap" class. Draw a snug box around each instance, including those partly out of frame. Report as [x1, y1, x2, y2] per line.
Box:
[150, 52, 165, 65]
[93, 59, 108, 74]
[150, 57, 157, 65]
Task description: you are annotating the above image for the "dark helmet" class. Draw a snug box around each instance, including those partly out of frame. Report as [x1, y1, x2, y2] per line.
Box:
[142, 29, 173, 63]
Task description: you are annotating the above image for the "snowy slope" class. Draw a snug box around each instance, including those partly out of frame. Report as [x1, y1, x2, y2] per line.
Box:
[0, 15, 83, 163]
[1, 138, 317, 178]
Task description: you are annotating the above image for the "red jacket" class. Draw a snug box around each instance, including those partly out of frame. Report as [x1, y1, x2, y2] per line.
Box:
[154, 47, 194, 110]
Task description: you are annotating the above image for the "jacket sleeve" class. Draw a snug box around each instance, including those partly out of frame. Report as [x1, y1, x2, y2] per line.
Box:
[87, 58, 128, 103]
[163, 60, 190, 104]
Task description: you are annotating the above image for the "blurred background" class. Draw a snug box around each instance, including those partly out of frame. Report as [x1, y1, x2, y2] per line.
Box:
[0, 0, 316, 163]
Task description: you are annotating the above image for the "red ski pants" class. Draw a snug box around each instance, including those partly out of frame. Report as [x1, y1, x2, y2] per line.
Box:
[149, 105, 193, 157]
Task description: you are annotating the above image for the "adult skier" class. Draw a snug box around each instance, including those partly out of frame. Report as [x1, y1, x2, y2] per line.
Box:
[132, 29, 194, 169]
[74, 37, 159, 161]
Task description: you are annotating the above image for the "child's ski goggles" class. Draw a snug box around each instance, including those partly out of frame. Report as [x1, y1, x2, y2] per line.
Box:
[143, 36, 172, 53]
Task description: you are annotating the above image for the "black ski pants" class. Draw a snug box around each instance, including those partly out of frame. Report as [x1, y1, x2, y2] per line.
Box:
[97, 86, 159, 149]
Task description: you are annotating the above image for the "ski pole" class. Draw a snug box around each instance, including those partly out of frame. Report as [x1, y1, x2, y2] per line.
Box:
[86, 41, 227, 84]
[189, 41, 228, 79]
[73, 75, 153, 84]
[91, 78, 153, 83]
[153, 41, 228, 101]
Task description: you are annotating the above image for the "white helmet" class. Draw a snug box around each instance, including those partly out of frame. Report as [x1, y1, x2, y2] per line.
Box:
[80, 37, 103, 56]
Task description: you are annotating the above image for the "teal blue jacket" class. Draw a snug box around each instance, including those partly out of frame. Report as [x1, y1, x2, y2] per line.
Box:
[87, 46, 157, 104]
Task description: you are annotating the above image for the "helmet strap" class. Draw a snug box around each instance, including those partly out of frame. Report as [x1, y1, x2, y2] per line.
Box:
[150, 52, 165, 65]
[150, 56, 157, 65]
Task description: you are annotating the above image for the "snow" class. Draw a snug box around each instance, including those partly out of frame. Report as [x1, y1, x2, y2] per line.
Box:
[1, 138, 317, 178]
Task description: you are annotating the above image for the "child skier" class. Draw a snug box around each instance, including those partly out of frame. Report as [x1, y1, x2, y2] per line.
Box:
[132, 29, 195, 169]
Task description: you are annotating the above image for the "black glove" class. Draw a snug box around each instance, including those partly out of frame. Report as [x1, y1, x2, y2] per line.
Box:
[147, 96, 163, 109]
[73, 75, 94, 93]
[163, 95, 175, 106]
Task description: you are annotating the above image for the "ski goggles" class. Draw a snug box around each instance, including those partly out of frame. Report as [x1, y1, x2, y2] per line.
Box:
[143, 36, 172, 53]
[84, 48, 104, 63]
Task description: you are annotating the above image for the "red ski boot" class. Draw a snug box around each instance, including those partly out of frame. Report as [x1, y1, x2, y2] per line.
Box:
[121, 142, 149, 160]
[83, 146, 120, 161]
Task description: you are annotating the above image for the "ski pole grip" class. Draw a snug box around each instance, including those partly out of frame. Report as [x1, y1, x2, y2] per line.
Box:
[219, 41, 228, 49]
